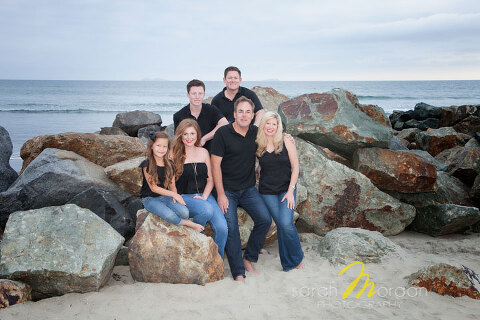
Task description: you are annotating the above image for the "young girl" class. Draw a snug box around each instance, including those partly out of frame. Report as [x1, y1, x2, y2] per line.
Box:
[256, 111, 304, 271]
[171, 119, 228, 259]
[140, 131, 204, 232]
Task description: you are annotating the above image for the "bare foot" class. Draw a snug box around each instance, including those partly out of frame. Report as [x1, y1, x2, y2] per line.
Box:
[234, 275, 245, 283]
[181, 220, 205, 232]
[243, 259, 259, 275]
[295, 261, 305, 269]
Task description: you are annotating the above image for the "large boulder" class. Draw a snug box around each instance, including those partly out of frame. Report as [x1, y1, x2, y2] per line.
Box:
[416, 127, 465, 156]
[404, 118, 439, 130]
[0, 204, 124, 300]
[279, 89, 392, 159]
[0, 279, 31, 309]
[112, 110, 162, 136]
[137, 125, 163, 145]
[405, 150, 448, 172]
[99, 127, 128, 136]
[386, 172, 473, 207]
[407, 264, 480, 300]
[295, 138, 416, 236]
[453, 115, 480, 136]
[128, 210, 223, 285]
[316, 227, 404, 264]
[0, 148, 131, 229]
[470, 175, 480, 206]
[445, 138, 480, 186]
[104, 157, 144, 197]
[396, 128, 421, 143]
[20, 132, 145, 172]
[352, 148, 437, 193]
[251, 86, 290, 112]
[439, 105, 479, 127]
[0, 126, 18, 192]
[408, 204, 480, 236]
[411, 102, 442, 120]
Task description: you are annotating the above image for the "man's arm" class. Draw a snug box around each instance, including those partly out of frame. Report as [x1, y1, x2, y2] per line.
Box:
[211, 154, 228, 214]
[253, 109, 265, 126]
[200, 117, 228, 146]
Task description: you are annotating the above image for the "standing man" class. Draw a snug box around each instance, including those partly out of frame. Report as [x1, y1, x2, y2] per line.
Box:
[174, 79, 228, 151]
[212, 66, 265, 126]
[211, 96, 272, 282]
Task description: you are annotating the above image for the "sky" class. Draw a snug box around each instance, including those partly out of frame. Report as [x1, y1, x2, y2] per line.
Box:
[1, 0, 479, 81]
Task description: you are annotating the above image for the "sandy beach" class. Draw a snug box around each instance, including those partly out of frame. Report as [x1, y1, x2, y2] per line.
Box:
[1, 231, 478, 320]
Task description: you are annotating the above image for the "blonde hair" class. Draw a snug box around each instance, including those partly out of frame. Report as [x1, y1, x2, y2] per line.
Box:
[171, 119, 202, 179]
[146, 131, 174, 188]
[256, 111, 284, 157]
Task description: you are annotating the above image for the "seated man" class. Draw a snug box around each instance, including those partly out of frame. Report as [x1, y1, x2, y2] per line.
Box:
[173, 79, 228, 151]
[211, 66, 265, 126]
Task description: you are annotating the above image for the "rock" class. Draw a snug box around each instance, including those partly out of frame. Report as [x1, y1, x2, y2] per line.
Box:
[296, 184, 308, 206]
[316, 227, 403, 264]
[128, 210, 223, 285]
[390, 136, 409, 151]
[472, 221, 480, 233]
[476, 132, 480, 143]
[114, 246, 129, 266]
[123, 196, 143, 229]
[407, 263, 480, 300]
[68, 186, 134, 239]
[0, 148, 131, 229]
[405, 150, 448, 171]
[396, 128, 421, 143]
[411, 102, 442, 120]
[299, 233, 323, 244]
[386, 172, 473, 207]
[295, 138, 416, 236]
[320, 147, 352, 167]
[393, 120, 404, 131]
[404, 118, 439, 130]
[389, 110, 403, 128]
[20, 132, 145, 172]
[279, 89, 392, 160]
[470, 175, 480, 206]
[165, 124, 175, 140]
[104, 157, 144, 197]
[352, 148, 437, 193]
[434, 146, 463, 165]
[99, 127, 129, 136]
[0, 126, 18, 192]
[112, 110, 162, 136]
[0, 204, 124, 300]
[409, 204, 480, 236]
[137, 125, 163, 145]
[439, 105, 479, 127]
[251, 86, 290, 112]
[416, 127, 465, 157]
[445, 138, 480, 186]
[0, 279, 31, 309]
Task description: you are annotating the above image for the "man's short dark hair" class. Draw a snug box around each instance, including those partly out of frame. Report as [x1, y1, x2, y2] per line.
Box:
[224, 66, 241, 78]
[234, 96, 254, 112]
[187, 79, 205, 93]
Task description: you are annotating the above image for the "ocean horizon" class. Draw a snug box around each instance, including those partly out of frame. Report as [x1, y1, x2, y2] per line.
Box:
[1, 79, 479, 172]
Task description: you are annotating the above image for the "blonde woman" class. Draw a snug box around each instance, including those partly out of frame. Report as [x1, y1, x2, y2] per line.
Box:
[256, 111, 304, 271]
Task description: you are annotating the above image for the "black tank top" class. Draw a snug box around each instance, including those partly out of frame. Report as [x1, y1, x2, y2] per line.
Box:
[176, 162, 208, 194]
[258, 143, 292, 194]
[139, 160, 168, 198]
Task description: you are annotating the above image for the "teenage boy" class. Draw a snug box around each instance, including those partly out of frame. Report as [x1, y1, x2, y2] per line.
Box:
[211, 66, 265, 126]
[211, 96, 271, 282]
[174, 79, 228, 151]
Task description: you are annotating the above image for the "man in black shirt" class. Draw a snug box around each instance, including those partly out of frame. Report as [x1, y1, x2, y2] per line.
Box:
[211, 66, 265, 125]
[211, 96, 271, 282]
[173, 79, 228, 151]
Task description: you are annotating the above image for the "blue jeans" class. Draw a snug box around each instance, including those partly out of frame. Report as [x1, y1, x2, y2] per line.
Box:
[142, 196, 189, 225]
[182, 194, 228, 259]
[223, 186, 272, 278]
[261, 190, 304, 271]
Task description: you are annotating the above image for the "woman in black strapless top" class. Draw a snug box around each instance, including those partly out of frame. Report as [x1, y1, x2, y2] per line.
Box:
[171, 119, 228, 259]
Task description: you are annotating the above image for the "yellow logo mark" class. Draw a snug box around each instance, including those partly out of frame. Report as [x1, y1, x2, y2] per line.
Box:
[339, 261, 377, 299]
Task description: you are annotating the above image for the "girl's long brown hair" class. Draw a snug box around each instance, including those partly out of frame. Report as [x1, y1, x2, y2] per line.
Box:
[171, 119, 202, 179]
[146, 131, 174, 188]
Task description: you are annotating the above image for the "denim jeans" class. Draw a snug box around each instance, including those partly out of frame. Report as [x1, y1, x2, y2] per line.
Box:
[182, 194, 228, 259]
[260, 190, 304, 271]
[223, 186, 272, 278]
[142, 196, 189, 225]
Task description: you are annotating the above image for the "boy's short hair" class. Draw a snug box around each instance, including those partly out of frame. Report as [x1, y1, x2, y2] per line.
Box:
[224, 66, 241, 78]
[187, 79, 205, 93]
[234, 96, 254, 112]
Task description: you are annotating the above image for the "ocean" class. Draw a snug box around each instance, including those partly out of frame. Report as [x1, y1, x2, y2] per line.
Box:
[1, 80, 479, 172]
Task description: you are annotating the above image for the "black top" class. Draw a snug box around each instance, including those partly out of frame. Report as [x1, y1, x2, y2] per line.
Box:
[211, 86, 263, 123]
[211, 124, 257, 192]
[139, 160, 169, 198]
[176, 162, 208, 194]
[258, 143, 292, 194]
[173, 103, 224, 151]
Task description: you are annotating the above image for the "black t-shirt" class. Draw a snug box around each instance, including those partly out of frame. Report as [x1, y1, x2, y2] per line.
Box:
[211, 86, 263, 123]
[175, 162, 208, 194]
[258, 143, 292, 194]
[173, 103, 224, 151]
[139, 160, 167, 198]
[211, 124, 257, 192]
